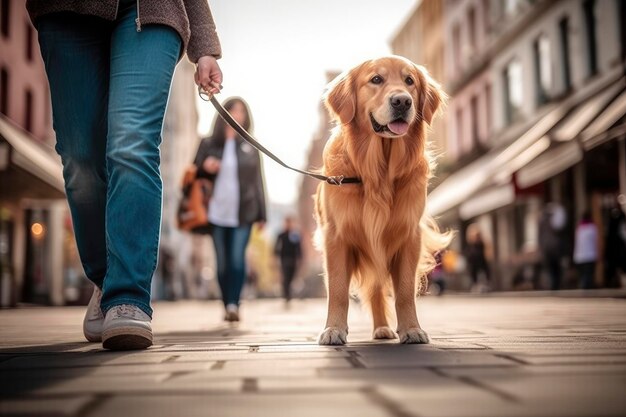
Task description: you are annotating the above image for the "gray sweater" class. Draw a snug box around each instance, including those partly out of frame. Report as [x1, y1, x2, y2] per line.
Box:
[26, 0, 222, 63]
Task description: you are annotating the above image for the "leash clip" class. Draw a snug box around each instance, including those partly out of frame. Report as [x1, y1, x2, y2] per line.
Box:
[326, 175, 345, 186]
[198, 85, 214, 101]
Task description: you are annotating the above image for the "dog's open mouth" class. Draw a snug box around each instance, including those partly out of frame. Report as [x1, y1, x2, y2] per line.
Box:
[370, 114, 409, 136]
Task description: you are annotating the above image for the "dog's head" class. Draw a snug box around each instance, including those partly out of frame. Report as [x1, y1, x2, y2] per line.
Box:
[324, 56, 444, 138]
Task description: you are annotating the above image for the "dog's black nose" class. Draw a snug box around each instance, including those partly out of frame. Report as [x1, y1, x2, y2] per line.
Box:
[390, 94, 412, 113]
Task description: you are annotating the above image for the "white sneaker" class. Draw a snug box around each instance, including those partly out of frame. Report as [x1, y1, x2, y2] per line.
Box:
[83, 286, 104, 342]
[224, 303, 240, 322]
[102, 304, 153, 350]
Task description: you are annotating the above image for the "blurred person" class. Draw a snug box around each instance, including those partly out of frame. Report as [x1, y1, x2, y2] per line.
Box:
[604, 206, 626, 288]
[274, 216, 302, 304]
[464, 224, 490, 292]
[538, 203, 567, 290]
[428, 252, 446, 296]
[573, 211, 599, 289]
[194, 97, 267, 322]
[26, 0, 222, 350]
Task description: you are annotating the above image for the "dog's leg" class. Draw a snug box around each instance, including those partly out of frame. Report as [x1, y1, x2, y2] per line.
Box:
[370, 288, 396, 340]
[318, 241, 352, 345]
[391, 242, 429, 344]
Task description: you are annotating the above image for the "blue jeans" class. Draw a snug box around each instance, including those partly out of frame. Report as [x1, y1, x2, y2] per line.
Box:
[36, 2, 181, 317]
[211, 224, 253, 307]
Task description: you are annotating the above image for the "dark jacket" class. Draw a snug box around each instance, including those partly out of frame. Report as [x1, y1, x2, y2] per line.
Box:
[26, 0, 221, 62]
[194, 136, 267, 225]
[274, 231, 302, 266]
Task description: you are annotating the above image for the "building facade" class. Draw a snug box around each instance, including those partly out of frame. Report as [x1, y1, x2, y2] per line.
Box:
[426, 0, 626, 290]
[391, 0, 449, 177]
[0, 0, 79, 307]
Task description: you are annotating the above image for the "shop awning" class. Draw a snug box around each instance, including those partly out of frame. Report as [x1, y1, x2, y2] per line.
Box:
[551, 79, 625, 142]
[581, 88, 626, 150]
[427, 102, 569, 216]
[516, 141, 583, 189]
[0, 115, 64, 193]
[427, 74, 626, 218]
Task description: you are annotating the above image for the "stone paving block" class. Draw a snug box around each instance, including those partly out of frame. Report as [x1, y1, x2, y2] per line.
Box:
[512, 354, 626, 365]
[30, 373, 171, 396]
[465, 373, 626, 417]
[441, 363, 626, 377]
[377, 380, 518, 417]
[0, 352, 173, 370]
[89, 392, 390, 417]
[257, 376, 368, 392]
[0, 360, 216, 383]
[0, 396, 92, 417]
[158, 374, 243, 392]
[225, 357, 351, 370]
[356, 348, 515, 368]
[256, 344, 343, 353]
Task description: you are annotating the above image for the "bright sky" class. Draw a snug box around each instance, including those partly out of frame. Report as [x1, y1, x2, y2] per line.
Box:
[197, 0, 418, 205]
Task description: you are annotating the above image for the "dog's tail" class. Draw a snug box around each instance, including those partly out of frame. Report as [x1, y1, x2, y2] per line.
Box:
[417, 214, 454, 294]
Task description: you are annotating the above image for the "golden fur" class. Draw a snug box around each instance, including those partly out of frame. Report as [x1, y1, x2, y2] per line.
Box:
[314, 56, 452, 345]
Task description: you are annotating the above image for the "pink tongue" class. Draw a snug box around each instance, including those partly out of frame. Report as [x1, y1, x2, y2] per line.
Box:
[387, 120, 409, 135]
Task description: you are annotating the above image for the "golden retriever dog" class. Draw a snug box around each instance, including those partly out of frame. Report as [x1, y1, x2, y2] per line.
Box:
[314, 56, 451, 345]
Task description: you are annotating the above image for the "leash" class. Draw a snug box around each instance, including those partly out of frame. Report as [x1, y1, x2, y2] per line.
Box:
[198, 87, 361, 186]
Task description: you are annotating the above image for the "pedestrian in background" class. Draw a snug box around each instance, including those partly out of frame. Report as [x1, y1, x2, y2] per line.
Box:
[26, 0, 222, 350]
[604, 205, 626, 288]
[538, 203, 567, 290]
[274, 216, 302, 304]
[465, 223, 491, 292]
[194, 97, 267, 322]
[573, 211, 599, 289]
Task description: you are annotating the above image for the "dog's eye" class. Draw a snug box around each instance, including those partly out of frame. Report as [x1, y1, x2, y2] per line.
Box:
[405, 76, 414, 85]
[370, 75, 383, 85]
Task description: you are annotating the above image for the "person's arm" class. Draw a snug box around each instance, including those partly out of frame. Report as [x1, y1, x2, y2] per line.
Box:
[184, 0, 222, 62]
[185, 0, 223, 94]
[194, 138, 218, 181]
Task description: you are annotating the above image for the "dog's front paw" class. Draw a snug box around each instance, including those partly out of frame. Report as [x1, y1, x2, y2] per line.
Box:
[318, 327, 348, 345]
[373, 326, 397, 340]
[398, 327, 429, 344]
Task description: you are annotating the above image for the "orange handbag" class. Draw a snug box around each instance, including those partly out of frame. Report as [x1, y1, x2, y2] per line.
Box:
[177, 165, 213, 234]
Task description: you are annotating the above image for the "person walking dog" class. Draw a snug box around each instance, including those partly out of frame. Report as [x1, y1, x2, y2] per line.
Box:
[26, 0, 223, 350]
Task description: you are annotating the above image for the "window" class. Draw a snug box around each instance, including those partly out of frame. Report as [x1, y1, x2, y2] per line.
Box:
[24, 89, 33, 133]
[503, 59, 523, 125]
[452, 24, 461, 72]
[559, 17, 571, 91]
[583, 0, 598, 76]
[0, 67, 7, 115]
[25, 22, 34, 62]
[483, 0, 491, 33]
[1, 0, 8, 38]
[618, 0, 626, 59]
[485, 83, 492, 139]
[456, 108, 464, 155]
[505, 0, 520, 15]
[468, 7, 477, 53]
[533, 35, 552, 105]
[470, 94, 479, 147]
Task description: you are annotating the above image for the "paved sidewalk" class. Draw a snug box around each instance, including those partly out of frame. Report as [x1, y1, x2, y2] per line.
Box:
[1, 295, 625, 417]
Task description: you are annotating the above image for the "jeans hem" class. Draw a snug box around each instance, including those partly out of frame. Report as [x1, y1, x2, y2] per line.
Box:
[101, 298, 153, 318]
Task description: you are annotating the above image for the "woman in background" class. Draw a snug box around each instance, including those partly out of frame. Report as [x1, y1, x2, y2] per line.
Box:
[194, 98, 266, 321]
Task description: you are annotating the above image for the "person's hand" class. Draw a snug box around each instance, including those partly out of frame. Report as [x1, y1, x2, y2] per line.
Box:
[203, 157, 221, 174]
[256, 221, 266, 231]
[195, 56, 222, 95]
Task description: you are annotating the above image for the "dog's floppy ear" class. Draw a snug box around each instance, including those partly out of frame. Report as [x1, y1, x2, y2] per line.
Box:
[324, 71, 356, 125]
[414, 65, 445, 126]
